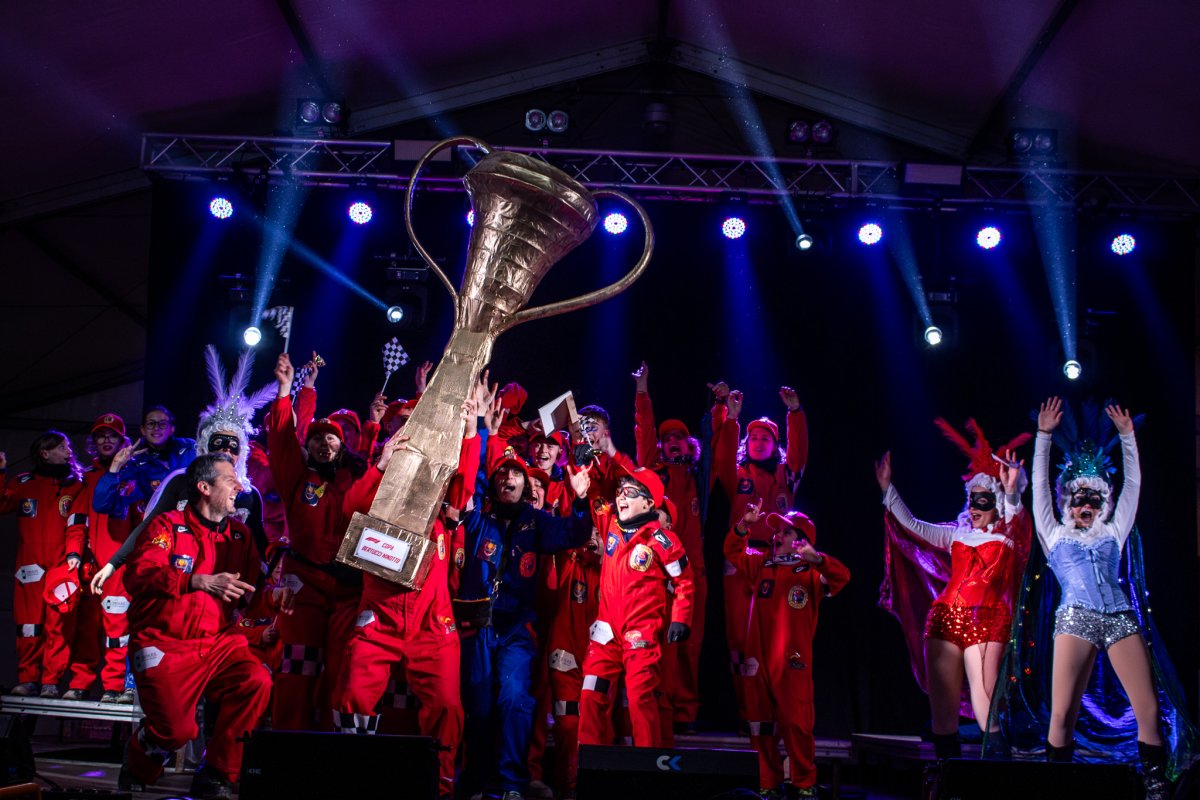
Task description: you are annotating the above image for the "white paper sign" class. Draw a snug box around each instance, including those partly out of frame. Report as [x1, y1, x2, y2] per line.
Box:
[353, 527, 411, 572]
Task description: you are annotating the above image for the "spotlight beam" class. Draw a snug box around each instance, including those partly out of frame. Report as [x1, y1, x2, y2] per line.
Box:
[882, 222, 934, 330]
[252, 182, 310, 323]
[1031, 206, 1078, 366]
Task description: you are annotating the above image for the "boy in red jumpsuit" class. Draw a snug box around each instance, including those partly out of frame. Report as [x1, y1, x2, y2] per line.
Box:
[725, 503, 849, 800]
[66, 414, 137, 702]
[632, 362, 706, 729]
[578, 467, 694, 748]
[0, 431, 85, 698]
[711, 384, 808, 718]
[331, 409, 480, 800]
[120, 453, 281, 799]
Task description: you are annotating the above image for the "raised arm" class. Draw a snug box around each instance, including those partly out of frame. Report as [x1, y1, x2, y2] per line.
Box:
[875, 451, 955, 550]
[1105, 405, 1140, 547]
[633, 362, 658, 468]
[722, 498, 765, 583]
[268, 354, 308, 504]
[1031, 398, 1063, 554]
[781, 386, 808, 483]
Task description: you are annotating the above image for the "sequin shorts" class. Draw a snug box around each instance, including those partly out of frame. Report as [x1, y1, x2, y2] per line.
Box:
[1054, 605, 1140, 650]
[924, 603, 1011, 648]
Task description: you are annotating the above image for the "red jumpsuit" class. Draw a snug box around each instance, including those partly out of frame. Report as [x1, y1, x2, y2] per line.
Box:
[713, 407, 808, 714]
[124, 507, 272, 784]
[633, 390, 706, 725]
[268, 394, 376, 731]
[0, 469, 84, 686]
[723, 525, 848, 791]
[246, 443, 288, 549]
[66, 462, 138, 692]
[544, 546, 601, 793]
[578, 516, 694, 748]
[331, 433, 479, 798]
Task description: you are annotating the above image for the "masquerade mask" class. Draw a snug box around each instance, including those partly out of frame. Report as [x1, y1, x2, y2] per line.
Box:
[1070, 489, 1103, 509]
[207, 434, 241, 456]
[968, 492, 997, 512]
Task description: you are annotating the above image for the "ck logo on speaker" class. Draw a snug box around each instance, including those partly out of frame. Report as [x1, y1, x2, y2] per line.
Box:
[655, 754, 683, 772]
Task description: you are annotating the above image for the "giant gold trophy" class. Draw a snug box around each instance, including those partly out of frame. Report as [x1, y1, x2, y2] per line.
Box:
[336, 137, 653, 588]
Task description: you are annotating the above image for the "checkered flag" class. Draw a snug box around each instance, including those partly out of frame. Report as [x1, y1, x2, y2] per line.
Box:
[262, 306, 294, 353]
[381, 337, 409, 394]
[291, 353, 326, 399]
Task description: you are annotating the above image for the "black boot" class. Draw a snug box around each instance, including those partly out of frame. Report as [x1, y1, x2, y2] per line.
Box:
[930, 731, 961, 760]
[1045, 740, 1075, 763]
[1138, 741, 1169, 800]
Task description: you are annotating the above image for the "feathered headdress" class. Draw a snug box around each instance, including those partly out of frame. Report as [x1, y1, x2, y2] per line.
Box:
[1047, 399, 1143, 521]
[934, 418, 1031, 521]
[196, 345, 277, 484]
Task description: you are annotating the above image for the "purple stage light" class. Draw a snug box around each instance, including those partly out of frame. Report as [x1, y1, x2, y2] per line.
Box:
[466, 209, 475, 227]
[603, 212, 628, 235]
[1110, 234, 1136, 255]
[721, 217, 747, 240]
[348, 202, 373, 225]
[209, 197, 233, 220]
[976, 226, 1001, 250]
[858, 223, 883, 245]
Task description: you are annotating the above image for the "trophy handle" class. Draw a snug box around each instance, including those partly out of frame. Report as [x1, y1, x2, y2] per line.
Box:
[505, 189, 654, 330]
[404, 136, 494, 307]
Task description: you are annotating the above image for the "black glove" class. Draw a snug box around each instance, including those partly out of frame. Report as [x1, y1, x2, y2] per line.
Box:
[667, 622, 691, 643]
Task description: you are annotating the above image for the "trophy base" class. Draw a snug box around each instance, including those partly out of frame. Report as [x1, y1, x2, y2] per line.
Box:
[335, 512, 434, 589]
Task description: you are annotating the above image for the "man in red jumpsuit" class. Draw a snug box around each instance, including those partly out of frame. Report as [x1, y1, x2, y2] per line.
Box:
[711, 384, 808, 718]
[0, 431, 85, 697]
[268, 352, 381, 731]
[631, 362, 706, 729]
[66, 414, 137, 702]
[120, 453, 278, 799]
[578, 467, 694, 748]
[725, 505, 849, 799]
[332, 409, 480, 800]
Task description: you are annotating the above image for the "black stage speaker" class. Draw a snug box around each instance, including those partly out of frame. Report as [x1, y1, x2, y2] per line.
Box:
[239, 731, 439, 800]
[0, 714, 35, 787]
[577, 744, 759, 800]
[926, 758, 1141, 800]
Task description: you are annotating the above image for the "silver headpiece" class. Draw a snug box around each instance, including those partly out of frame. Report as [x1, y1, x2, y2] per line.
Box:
[196, 345, 276, 484]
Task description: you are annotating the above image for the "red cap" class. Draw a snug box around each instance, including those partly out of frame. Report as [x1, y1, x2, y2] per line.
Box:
[381, 400, 410, 429]
[491, 457, 531, 482]
[329, 409, 362, 434]
[747, 417, 780, 442]
[530, 430, 566, 450]
[498, 382, 528, 415]
[43, 563, 83, 611]
[91, 413, 126, 437]
[401, 397, 420, 412]
[527, 467, 552, 489]
[306, 418, 344, 442]
[660, 496, 678, 526]
[620, 466, 665, 508]
[766, 511, 816, 544]
[658, 419, 690, 439]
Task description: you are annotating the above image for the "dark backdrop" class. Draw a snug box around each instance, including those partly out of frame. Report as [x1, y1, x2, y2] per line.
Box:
[146, 178, 1197, 737]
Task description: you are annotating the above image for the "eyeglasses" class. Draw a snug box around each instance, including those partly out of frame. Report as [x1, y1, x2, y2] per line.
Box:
[207, 434, 241, 456]
[94, 432, 121, 442]
[616, 485, 650, 500]
[143, 419, 172, 430]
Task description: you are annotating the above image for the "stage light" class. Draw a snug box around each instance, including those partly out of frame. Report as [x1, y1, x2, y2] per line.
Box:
[321, 102, 343, 125]
[466, 209, 475, 227]
[386, 305, 405, 324]
[1009, 127, 1057, 158]
[858, 223, 883, 246]
[209, 197, 233, 220]
[976, 226, 1001, 249]
[348, 201, 373, 225]
[603, 212, 628, 235]
[811, 120, 835, 145]
[1111, 234, 1136, 255]
[924, 325, 943, 346]
[786, 120, 809, 144]
[795, 232, 814, 251]
[1063, 359, 1082, 381]
[525, 109, 547, 132]
[242, 326, 262, 347]
[721, 217, 747, 240]
[297, 100, 321, 125]
[547, 110, 570, 134]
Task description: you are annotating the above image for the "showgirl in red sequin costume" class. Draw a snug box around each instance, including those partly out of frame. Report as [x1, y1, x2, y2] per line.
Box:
[875, 420, 1032, 759]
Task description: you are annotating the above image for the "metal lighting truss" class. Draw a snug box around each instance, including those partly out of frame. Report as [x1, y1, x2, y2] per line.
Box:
[142, 133, 1200, 215]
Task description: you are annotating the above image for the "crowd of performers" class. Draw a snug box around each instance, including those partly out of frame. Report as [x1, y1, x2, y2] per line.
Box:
[0, 345, 1195, 800]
